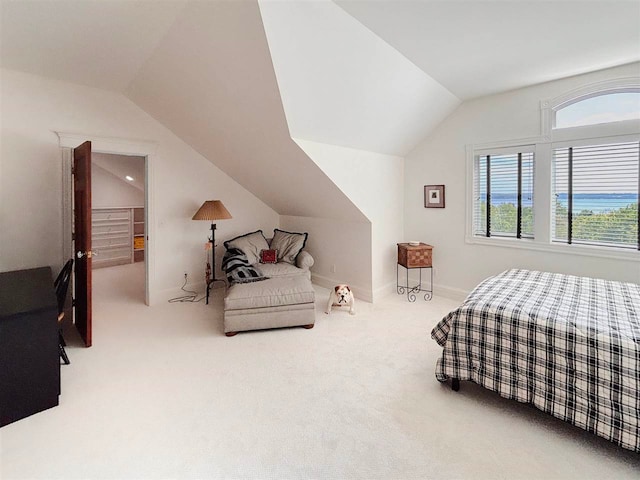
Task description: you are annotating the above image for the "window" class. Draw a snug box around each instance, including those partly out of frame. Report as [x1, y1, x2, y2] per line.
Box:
[468, 78, 640, 259]
[555, 92, 640, 129]
[474, 151, 534, 239]
[552, 139, 639, 249]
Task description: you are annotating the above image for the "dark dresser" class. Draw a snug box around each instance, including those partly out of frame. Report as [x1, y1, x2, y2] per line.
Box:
[0, 267, 60, 427]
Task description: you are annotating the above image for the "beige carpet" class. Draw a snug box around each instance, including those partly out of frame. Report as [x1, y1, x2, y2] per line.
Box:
[1, 262, 638, 479]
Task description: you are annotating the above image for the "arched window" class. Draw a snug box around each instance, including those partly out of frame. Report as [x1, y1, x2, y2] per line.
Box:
[555, 91, 640, 129]
[547, 83, 640, 250]
[554, 92, 640, 128]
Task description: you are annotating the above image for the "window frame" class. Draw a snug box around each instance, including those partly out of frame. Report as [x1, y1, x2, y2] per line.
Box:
[472, 146, 536, 240]
[551, 134, 640, 250]
[466, 78, 640, 263]
[541, 77, 640, 141]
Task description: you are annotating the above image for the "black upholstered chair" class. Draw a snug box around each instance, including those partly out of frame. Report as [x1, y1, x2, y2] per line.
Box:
[54, 259, 73, 365]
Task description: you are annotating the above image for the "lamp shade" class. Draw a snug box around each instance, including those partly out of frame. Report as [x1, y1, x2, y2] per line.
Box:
[192, 200, 232, 221]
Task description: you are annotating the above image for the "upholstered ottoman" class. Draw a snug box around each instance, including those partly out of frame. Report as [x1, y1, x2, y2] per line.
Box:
[223, 276, 316, 336]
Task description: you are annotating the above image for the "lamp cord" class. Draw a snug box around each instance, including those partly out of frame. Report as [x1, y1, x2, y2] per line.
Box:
[168, 276, 204, 303]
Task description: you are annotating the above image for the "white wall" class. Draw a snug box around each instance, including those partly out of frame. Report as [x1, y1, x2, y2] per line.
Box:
[0, 68, 279, 301]
[280, 215, 372, 300]
[92, 164, 144, 209]
[126, 0, 365, 223]
[405, 63, 640, 298]
[295, 139, 404, 300]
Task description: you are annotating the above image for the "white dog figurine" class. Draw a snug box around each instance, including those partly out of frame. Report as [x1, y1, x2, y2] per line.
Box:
[325, 284, 356, 315]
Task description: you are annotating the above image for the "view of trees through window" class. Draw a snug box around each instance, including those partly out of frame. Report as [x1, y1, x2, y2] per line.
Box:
[553, 141, 639, 249]
[473, 88, 639, 252]
[474, 152, 534, 238]
[553, 200, 638, 247]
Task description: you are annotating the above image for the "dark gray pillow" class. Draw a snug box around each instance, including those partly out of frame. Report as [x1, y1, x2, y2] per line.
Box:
[270, 229, 308, 265]
[221, 247, 267, 284]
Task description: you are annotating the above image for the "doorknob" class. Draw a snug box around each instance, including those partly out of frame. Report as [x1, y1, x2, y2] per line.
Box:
[76, 250, 97, 259]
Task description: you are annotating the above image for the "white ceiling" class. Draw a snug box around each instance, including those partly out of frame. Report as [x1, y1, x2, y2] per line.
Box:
[2, 0, 639, 217]
[259, 0, 459, 155]
[3, 1, 635, 101]
[92, 153, 145, 192]
[336, 0, 640, 99]
[0, 0, 187, 92]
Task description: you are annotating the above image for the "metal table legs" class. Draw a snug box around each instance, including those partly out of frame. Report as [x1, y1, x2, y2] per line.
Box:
[396, 264, 433, 302]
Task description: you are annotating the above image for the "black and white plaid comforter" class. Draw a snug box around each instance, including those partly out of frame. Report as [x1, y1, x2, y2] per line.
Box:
[431, 269, 640, 452]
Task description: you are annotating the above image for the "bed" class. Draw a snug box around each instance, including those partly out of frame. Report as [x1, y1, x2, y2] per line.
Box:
[431, 269, 640, 452]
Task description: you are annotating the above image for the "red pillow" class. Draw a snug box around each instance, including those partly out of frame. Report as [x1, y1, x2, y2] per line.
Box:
[260, 249, 278, 264]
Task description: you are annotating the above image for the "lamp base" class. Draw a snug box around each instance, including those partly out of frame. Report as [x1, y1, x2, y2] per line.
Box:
[205, 278, 226, 305]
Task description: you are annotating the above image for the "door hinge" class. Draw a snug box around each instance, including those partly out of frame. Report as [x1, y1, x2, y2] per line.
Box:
[71, 166, 75, 175]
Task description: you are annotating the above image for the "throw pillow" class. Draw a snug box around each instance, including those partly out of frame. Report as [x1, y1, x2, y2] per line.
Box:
[223, 230, 269, 265]
[221, 247, 267, 284]
[260, 249, 278, 264]
[270, 228, 308, 265]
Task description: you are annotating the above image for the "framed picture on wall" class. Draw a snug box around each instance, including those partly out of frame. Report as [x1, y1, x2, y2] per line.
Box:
[424, 185, 445, 208]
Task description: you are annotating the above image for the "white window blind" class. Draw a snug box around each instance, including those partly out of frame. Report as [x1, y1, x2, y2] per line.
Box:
[474, 152, 534, 239]
[552, 140, 639, 249]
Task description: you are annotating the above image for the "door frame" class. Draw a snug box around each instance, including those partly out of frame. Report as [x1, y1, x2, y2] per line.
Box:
[57, 132, 157, 306]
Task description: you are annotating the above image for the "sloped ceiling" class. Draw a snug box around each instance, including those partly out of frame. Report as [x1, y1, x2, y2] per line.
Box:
[335, 0, 640, 100]
[0, 0, 187, 92]
[258, 0, 459, 156]
[2, 0, 639, 220]
[92, 153, 145, 192]
[125, 0, 366, 221]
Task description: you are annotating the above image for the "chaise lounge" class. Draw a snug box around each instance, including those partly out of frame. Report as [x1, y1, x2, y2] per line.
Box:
[222, 230, 316, 336]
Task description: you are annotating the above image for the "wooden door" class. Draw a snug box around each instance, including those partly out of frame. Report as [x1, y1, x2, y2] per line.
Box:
[73, 141, 92, 347]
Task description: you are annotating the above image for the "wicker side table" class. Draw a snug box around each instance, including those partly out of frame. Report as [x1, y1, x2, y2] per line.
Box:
[397, 243, 433, 302]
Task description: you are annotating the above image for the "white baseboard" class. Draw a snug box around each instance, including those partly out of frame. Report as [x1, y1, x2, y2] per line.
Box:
[433, 283, 468, 302]
[373, 281, 396, 302]
[157, 277, 467, 305]
[311, 273, 373, 303]
[310, 277, 461, 304]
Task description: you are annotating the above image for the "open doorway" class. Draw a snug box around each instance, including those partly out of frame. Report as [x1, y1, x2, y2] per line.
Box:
[91, 153, 146, 304]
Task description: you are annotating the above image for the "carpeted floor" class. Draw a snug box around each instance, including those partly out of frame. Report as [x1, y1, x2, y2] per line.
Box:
[1, 262, 638, 479]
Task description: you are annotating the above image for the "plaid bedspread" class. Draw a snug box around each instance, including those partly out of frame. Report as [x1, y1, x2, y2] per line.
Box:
[431, 269, 640, 452]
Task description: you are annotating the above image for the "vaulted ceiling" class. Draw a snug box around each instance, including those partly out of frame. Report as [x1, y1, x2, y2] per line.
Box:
[93, 153, 145, 192]
[2, 0, 638, 219]
[335, 0, 640, 99]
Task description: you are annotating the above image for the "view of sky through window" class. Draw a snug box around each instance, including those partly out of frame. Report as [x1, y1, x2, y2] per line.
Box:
[556, 92, 640, 128]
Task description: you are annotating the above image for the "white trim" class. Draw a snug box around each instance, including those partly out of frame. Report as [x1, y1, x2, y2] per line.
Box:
[61, 148, 74, 267]
[541, 77, 640, 137]
[432, 283, 468, 302]
[469, 136, 544, 151]
[534, 142, 552, 244]
[465, 235, 639, 263]
[56, 132, 158, 306]
[373, 281, 396, 302]
[551, 132, 640, 149]
[550, 120, 640, 143]
[473, 144, 536, 157]
[465, 144, 474, 241]
[466, 142, 538, 240]
[56, 132, 157, 155]
[466, 132, 640, 261]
